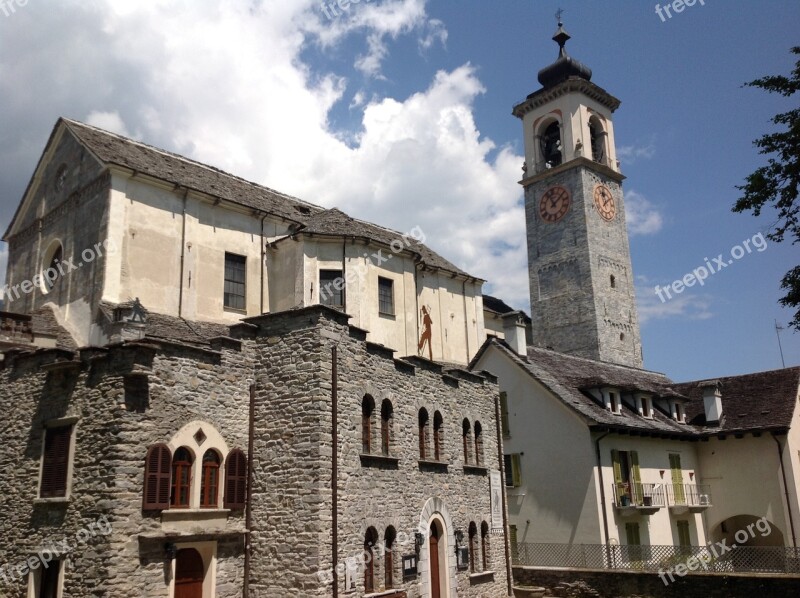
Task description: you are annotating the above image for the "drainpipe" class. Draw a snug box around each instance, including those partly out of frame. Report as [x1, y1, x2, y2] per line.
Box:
[493, 391, 513, 596]
[594, 431, 612, 559]
[331, 346, 339, 598]
[177, 190, 188, 318]
[244, 383, 256, 597]
[772, 433, 798, 547]
[260, 213, 268, 315]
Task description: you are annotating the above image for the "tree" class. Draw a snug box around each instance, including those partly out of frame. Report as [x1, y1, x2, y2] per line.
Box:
[733, 47, 800, 330]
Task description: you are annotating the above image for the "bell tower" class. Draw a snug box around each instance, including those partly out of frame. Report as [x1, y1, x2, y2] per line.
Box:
[514, 19, 643, 367]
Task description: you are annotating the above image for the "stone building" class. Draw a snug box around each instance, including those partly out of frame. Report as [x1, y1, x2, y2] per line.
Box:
[0, 116, 513, 597]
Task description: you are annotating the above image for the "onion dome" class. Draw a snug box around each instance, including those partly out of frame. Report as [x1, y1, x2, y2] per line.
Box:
[537, 21, 592, 89]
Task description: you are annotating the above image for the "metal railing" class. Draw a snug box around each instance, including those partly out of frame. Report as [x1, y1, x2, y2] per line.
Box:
[0, 311, 33, 343]
[666, 483, 712, 508]
[514, 543, 800, 574]
[612, 482, 667, 509]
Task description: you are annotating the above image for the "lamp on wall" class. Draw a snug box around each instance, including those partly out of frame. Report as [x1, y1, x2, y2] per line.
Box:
[164, 542, 177, 561]
[415, 532, 425, 556]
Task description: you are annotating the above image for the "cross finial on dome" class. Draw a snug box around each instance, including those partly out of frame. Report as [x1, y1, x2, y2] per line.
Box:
[555, 8, 564, 25]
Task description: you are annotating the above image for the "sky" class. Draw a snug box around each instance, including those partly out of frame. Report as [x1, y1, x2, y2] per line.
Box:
[0, 0, 798, 381]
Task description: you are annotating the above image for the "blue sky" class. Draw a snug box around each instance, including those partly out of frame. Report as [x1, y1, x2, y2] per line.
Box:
[0, 0, 798, 381]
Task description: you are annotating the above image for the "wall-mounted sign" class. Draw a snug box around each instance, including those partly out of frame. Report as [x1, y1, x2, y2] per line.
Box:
[490, 470, 503, 530]
[402, 554, 418, 581]
[456, 546, 470, 570]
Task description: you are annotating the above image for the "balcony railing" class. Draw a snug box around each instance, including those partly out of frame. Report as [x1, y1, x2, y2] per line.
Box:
[514, 542, 800, 575]
[666, 483, 712, 511]
[0, 311, 34, 344]
[613, 482, 666, 512]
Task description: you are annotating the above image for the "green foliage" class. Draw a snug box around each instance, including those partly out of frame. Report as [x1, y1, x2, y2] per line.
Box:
[734, 47, 800, 329]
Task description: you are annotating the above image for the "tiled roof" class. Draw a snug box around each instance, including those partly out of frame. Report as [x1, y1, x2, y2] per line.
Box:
[675, 368, 800, 433]
[483, 295, 516, 314]
[287, 208, 474, 278]
[30, 305, 78, 351]
[63, 119, 323, 223]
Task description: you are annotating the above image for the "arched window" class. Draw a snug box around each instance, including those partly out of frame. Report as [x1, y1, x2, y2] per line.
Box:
[201, 449, 221, 508]
[380, 399, 393, 456]
[224, 448, 247, 509]
[143, 443, 171, 510]
[418, 409, 430, 459]
[384, 526, 396, 589]
[481, 521, 490, 570]
[541, 121, 562, 168]
[468, 521, 478, 573]
[589, 116, 606, 164]
[171, 447, 194, 508]
[362, 395, 376, 454]
[610, 274, 616, 288]
[364, 527, 379, 593]
[462, 419, 473, 465]
[474, 421, 484, 467]
[46, 245, 63, 292]
[433, 411, 444, 461]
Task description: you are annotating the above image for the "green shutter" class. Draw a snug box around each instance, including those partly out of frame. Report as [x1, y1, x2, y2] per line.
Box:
[511, 454, 522, 487]
[677, 520, 691, 548]
[670, 453, 685, 504]
[611, 450, 626, 503]
[500, 392, 511, 438]
[630, 451, 642, 506]
[625, 522, 641, 546]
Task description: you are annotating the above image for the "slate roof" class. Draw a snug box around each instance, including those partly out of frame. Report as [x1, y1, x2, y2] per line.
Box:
[483, 295, 516, 314]
[30, 305, 78, 351]
[62, 119, 323, 223]
[675, 368, 800, 433]
[287, 208, 472, 277]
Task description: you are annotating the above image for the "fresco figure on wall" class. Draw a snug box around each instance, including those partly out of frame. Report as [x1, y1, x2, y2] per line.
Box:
[418, 305, 433, 360]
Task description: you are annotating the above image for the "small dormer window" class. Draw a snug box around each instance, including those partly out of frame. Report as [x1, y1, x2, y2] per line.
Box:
[640, 397, 652, 419]
[675, 403, 686, 423]
[609, 392, 621, 415]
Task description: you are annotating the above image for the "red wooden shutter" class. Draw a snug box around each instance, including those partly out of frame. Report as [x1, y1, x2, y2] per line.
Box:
[224, 449, 247, 509]
[143, 444, 172, 510]
[40, 426, 72, 498]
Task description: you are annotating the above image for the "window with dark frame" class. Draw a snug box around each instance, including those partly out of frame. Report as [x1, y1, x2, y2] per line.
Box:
[378, 276, 394, 315]
[474, 421, 484, 467]
[504, 453, 521, 487]
[201, 449, 220, 508]
[481, 521, 490, 570]
[380, 399, 393, 456]
[433, 411, 444, 461]
[39, 559, 61, 598]
[418, 408, 430, 460]
[364, 527, 379, 593]
[319, 269, 345, 309]
[224, 253, 247, 311]
[40, 425, 72, 498]
[468, 521, 478, 573]
[362, 395, 376, 454]
[384, 526, 396, 589]
[462, 419, 472, 465]
[171, 447, 194, 508]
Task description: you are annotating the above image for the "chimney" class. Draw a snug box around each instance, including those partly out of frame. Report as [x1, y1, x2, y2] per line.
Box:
[502, 311, 527, 355]
[701, 380, 723, 426]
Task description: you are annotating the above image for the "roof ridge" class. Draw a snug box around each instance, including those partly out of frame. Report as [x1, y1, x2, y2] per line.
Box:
[62, 118, 321, 210]
[526, 345, 670, 379]
[677, 365, 800, 385]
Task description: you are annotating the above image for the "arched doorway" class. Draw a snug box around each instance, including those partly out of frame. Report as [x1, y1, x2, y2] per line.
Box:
[429, 520, 446, 598]
[175, 548, 204, 598]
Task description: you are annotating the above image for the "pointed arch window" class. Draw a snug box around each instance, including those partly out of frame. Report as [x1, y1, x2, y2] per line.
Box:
[481, 521, 490, 570]
[468, 521, 478, 573]
[364, 527, 379, 593]
[384, 526, 397, 589]
[589, 116, 607, 165]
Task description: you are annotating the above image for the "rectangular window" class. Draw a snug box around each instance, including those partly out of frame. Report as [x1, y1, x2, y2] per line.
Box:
[40, 426, 72, 498]
[224, 253, 247, 311]
[500, 391, 511, 438]
[610, 392, 621, 414]
[504, 453, 521, 487]
[641, 397, 652, 419]
[31, 559, 61, 598]
[378, 277, 394, 315]
[319, 269, 345, 309]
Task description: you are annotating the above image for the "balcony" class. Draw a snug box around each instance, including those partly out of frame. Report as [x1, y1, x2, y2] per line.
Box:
[613, 483, 666, 515]
[666, 483, 712, 513]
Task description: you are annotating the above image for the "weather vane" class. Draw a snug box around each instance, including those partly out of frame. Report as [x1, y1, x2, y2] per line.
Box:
[555, 8, 564, 24]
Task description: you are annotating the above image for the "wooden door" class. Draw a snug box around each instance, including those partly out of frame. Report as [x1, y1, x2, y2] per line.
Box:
[175, 548, 204, 598]
[429, 523, 441, 598]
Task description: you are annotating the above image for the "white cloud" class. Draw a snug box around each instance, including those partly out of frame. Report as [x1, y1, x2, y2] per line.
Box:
[0, 0, 529, 311]
[617, 141, 656, 163]
[625, 190, 664, 236]
[86, 111, 131, 137]
[636, 276, 714, 324]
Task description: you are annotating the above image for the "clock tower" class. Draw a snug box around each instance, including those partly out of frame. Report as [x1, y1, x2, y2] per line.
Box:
[514, 19, 643, 367]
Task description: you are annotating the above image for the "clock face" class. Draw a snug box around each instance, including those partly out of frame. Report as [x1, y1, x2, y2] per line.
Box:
[594, 184, 616, 221]
[539, 186, 571, 223]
